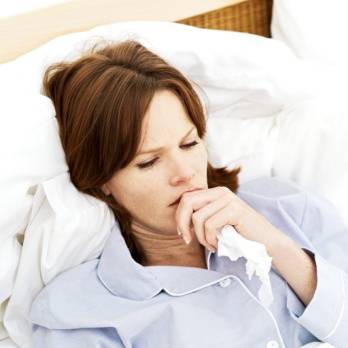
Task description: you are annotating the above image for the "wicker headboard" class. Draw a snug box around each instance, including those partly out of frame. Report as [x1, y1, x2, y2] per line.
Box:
[0, 0, 272, 64]
[178, 0, 272, 37]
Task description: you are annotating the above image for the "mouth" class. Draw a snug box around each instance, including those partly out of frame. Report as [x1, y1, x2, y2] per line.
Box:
[169, 188, 202, 206]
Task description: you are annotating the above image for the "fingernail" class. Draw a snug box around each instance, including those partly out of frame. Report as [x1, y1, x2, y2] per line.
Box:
[177, 227, 182, 236]
[183, 235, 190, 244]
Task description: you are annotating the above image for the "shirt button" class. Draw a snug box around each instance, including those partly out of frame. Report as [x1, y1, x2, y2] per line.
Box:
[266, 340, 279, 348]
[219, 278, 231, 288]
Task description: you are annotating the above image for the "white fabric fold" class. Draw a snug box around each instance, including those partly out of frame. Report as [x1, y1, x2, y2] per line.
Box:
[300, 343, 336, 348]
[217, 224, 273, 307]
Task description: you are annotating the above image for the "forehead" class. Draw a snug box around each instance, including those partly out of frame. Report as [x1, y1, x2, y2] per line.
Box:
[139, 90, 195, 148]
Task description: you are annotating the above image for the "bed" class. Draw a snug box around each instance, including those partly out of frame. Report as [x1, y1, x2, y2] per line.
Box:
[0, 0, 345, 347]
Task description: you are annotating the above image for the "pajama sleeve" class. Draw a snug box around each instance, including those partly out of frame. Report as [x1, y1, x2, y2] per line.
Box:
[285, 189, 348, 347]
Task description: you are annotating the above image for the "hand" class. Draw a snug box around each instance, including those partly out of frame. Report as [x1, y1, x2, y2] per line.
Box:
[175, 186, 317, 306]
[175, 186, 287, 255]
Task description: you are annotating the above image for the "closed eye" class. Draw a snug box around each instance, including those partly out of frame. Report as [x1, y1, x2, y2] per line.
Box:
[137, 140, 199, 169]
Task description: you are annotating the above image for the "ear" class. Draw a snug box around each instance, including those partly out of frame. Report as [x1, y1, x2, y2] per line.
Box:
[101, 183, 111, 196]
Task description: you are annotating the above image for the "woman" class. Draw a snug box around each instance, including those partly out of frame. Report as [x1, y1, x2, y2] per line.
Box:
[30, 39, 347, 348]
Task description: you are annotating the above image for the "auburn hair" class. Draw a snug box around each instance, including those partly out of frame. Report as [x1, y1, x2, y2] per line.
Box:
[42, 39, 242, 263]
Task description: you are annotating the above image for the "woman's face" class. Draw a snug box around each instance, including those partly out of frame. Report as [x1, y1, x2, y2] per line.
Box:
[102, 89, 208, 235]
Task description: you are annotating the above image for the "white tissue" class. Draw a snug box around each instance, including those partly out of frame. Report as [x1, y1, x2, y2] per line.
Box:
[217, 224, 274, 307]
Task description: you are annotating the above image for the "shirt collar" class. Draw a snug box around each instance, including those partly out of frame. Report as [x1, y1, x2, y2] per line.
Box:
[97, 221, 227, 300]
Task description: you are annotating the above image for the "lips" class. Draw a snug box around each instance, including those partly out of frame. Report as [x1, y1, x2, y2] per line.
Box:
[169, 188, 202, 206]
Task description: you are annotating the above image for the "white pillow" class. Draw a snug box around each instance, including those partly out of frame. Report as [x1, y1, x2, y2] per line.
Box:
[4, 173, 114, 348]
[0, 20, 322, 347]
[206, 116, 280, 184]
[273, 95, 348, 227]
[272, 0, 348, 67]
[0, 21, 321, 110]
[0, 94, 67, 305]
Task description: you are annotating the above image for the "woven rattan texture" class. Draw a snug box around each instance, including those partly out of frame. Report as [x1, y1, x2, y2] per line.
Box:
[177, 0, 272, 37]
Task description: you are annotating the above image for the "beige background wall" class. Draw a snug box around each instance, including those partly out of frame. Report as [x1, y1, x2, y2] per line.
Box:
[0, 0, 245, 63]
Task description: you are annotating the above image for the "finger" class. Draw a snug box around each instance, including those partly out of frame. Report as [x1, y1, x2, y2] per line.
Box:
[229, 190, 253, 211]
[191, 194, 232, 251]
[204, 203, 240, 246]
[175, 186, 229, 244]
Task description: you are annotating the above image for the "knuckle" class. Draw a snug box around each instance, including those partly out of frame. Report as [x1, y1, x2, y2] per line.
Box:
[227, 199, 236, 209]
[181, 195, 190, 205]
[204, 219, 214, 231]
[219, 186, 230, 194]
[225, 194, 234, 204]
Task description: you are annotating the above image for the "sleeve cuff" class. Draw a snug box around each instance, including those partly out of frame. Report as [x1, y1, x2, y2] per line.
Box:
[286, 248, 345, 340]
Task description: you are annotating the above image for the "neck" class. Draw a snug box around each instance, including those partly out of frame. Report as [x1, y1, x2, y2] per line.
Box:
[131, 222, 207, 269]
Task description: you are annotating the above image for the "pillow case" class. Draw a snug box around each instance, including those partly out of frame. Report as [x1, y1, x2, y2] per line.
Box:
[206, 116, 280, 184]
[4, 173, 114, 348]
[272, 94, 348, 227]
[0, 94, 67, 315]
[271, 0, 348, 67]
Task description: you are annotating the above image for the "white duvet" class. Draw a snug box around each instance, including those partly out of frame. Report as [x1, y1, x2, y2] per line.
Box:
[0, 20, 346, 348]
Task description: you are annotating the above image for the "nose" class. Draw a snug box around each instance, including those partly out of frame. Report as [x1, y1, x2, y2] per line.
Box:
[169, 157, 195, 186]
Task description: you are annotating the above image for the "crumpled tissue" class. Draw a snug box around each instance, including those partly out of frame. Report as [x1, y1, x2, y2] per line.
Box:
[217, 224, 274, 307]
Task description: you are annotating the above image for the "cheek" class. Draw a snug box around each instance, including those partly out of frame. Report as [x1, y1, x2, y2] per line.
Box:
[196, 145, 208, 170]
[106, 172, 137, 206]
[112, 174, 159, 212]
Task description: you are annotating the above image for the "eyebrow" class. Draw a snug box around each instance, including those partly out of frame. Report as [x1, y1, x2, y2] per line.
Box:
[136, 126, 196, 156]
